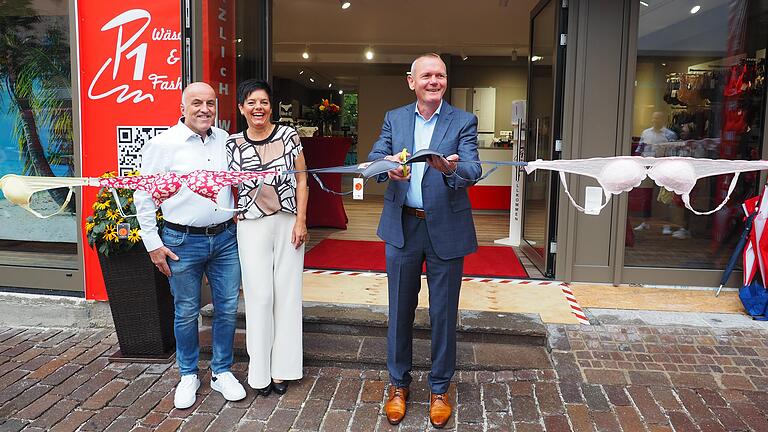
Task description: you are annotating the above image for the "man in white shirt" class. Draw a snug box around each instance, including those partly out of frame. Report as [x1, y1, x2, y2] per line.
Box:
[633, 111, 678, 232]
[638, 111, 677, 157]
[134, 82, 245, 409]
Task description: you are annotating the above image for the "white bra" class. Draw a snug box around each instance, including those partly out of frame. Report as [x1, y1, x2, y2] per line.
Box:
[525, 157, 768, 215]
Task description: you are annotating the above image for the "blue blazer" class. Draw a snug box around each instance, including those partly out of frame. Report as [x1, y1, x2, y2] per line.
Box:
[368, 101, 481, 260]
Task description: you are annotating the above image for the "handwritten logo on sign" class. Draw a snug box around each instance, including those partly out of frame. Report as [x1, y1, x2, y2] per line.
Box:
[87, 9, 181, 104]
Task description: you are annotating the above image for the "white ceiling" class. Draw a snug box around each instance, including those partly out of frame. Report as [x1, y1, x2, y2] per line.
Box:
[272, 0, 539, 90]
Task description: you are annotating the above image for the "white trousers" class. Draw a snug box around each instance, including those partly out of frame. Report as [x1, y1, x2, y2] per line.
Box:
[237, 212, 304, 389]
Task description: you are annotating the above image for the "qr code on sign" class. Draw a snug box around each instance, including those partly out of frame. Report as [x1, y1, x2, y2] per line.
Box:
[117, 126, 170, 175]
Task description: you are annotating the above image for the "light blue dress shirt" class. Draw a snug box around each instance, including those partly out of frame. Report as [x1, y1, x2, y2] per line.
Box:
[405, 101, 442, 209]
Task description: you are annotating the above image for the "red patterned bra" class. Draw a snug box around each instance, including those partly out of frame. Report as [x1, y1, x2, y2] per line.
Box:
[100, 169, 280, 206]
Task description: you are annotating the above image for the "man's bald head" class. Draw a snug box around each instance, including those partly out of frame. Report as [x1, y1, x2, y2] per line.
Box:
[180, 82, 217, 136]
[182, 82, 216, 106]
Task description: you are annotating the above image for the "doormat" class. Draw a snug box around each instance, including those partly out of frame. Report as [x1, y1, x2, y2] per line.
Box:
[304, 239, 528, 278]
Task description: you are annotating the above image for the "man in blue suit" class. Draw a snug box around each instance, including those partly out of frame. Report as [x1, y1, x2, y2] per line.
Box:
[368, 53, 480, 428]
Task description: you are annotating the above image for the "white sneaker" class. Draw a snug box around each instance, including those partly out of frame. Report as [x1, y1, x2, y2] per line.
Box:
[662, 225, 673, 235]
[174, 375, 200, 409]
[672, 228, 691, 239]
[211, 371, 246, 401]
[633, 222, 650, 231]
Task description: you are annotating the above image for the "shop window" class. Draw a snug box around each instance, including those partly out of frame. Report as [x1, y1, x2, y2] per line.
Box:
[624, 0, 768, 270]
[0, 4, 77, 267]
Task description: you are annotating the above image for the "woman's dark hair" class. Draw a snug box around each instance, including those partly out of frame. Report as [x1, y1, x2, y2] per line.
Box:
[237, 79, 272, 105]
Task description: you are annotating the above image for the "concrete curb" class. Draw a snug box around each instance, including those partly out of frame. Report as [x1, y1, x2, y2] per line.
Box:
[0, 292, 114, 329]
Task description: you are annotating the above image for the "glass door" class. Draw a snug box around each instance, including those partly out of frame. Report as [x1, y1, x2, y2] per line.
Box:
[520, 0, 567, 277]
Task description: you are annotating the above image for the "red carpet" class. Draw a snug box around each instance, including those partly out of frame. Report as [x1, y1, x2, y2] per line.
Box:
[304, 239, 528, 278]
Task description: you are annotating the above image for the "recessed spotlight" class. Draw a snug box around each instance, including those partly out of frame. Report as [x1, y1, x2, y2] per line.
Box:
[299, 70, 304, 75]
[338, 90, 344, 95]
[690, 5, 700, 13]
[661, 63, 667, 66]
[236, 38, 243, 43]
[640, 1, 649, 6]
[302, 44, 310, 60]
[328, 83, 332, 88]
[460, 49, 468, 61]
[511, 49, 518, 62]
[364, 46, 374, 60]
[340, 0, 351, 9]
[309, 77, 315, 83]
[531, 55, 543, 62]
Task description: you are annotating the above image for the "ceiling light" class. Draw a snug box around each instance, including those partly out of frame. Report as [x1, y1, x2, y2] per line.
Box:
[340, 0, 351, 9]
[328, 83, 333, 88]
[302, 44, 310, 60]
[690, 5, 700, 13]
[511, 49, 518, 61]
[460, 49, 468, 61]
[364, 46, 374, 60]
[309, 77, 315, 83]
[237, 38, 242, 43]
[661, 63, 667, 66]
[338, 90, 344, 95]
[299, 70, 304, 75]
[531, 55, 543, 62]
[640, 1, 649, 6]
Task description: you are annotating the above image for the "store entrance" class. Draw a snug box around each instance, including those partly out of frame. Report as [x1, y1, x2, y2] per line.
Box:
[190, 0, 554, 279]
[520, 0, 568, 278]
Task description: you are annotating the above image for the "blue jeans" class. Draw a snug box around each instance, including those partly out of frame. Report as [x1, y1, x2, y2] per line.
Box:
[161, 223, 241, 376]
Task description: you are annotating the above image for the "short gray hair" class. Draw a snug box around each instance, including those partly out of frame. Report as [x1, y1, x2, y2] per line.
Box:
[409, 53, 444, 76]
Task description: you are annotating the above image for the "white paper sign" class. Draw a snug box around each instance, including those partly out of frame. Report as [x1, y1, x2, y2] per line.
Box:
[353, 178, 364, 200]
[584, 186, 604, 215]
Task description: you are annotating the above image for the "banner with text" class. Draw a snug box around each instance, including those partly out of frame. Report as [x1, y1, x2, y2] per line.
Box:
[203, 0, 238, 133]
[76, 0, 182, 300]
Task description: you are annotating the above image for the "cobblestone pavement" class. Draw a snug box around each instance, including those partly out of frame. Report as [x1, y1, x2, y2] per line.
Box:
[1, 323, 767, 431]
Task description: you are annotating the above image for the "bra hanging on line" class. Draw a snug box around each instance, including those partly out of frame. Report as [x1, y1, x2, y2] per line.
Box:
[525, 156, 768, 215]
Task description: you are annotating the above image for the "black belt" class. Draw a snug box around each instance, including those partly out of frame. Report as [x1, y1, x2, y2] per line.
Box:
[403, 206, 426, 219]
[164, 220, 233, 235]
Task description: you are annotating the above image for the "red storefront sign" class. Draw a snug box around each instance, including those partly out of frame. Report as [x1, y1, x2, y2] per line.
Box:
[202, 0, 238, 133]
[76, 1, 182, 300]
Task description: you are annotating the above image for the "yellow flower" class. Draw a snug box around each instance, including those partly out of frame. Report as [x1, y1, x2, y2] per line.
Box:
[85, 222, 95, 234]
[319, 105, 326, 111]
[95, 200, 111, 210]
[100, 171, 117, 178]
[127, 197, 134, 204]
[103, 225, 118, 242]
[105, 209, 119, 221]
[127, 228, 141, 243]
[156, 213, 164, 221]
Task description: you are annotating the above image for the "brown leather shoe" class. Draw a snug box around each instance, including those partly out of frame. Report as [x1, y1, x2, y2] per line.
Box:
[429, 392, 452, 428]
[384, 385, 409, 425]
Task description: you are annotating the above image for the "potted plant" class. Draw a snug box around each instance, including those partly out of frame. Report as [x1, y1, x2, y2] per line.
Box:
[314, 98, 340, 136]
[86, 171, 175, 360]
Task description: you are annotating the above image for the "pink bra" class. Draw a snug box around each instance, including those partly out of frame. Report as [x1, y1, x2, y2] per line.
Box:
[526, 156, 768, 215]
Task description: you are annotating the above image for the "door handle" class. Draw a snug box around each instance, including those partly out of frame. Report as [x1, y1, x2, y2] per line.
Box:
[534, 118, 540, 181]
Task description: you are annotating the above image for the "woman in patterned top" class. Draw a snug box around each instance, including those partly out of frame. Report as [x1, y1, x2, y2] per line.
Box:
[226, 79, 308, 397]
